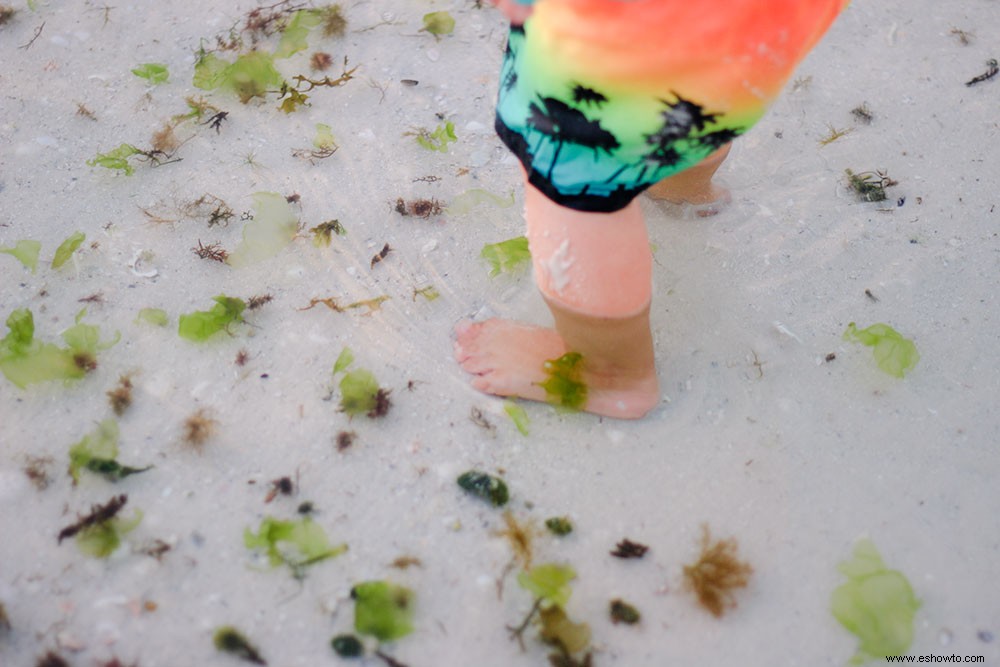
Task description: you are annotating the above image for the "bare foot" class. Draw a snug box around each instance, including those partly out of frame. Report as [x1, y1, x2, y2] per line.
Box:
[454, 319, 660, 419]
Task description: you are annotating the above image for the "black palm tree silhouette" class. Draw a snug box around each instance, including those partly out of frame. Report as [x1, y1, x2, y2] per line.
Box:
[571, 84, 608, 108]
[526, 96, 620, 181]
[604, 94, 732, 187]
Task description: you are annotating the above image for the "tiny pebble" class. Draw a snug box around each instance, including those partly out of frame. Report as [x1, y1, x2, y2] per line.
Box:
[978, 630, 994, 643]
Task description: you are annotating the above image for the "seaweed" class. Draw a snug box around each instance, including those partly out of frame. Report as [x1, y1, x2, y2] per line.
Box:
[843, 322, 919, 378]
[52, 231, 85, 269]
[213, 626, 266, 665]
[245, 515, 347, 574]
[481, 236, 531, 277]
[420, 11, 455, 39]
[192, 240, 229, 263]
[23, 455, 53, 490]
[0, 239, 41, 272]
[131, 63, 169, 85]
[292, 122, 338, 157]
[413, 120, 456, 152]
[136, 308, 168, 326]
[545, 517, 573, 537]
[610, 538, 648, 559]
[178, 295, 246, 341]
[457, 470, 509, 507]
[845, 169, 897, 203]
[411, 286, 439, 301]
[831, 539, 920, 664]
[227, 192, 299, 268]
[274, 8, 323, 58]
[351, 580, 415, 642]
[58, 494, 142, 558]
[370, 243, 392, 268]
[504, 401, 530, 436]
[289, 60, 357, 91]
[965, 58, 998, 87]
[107, 374, 134, 415]
[609, 599, 640, 625]
[311, 51, 333, 71]
[682, 525, 753, 617]
[851, 103, 874, 124]
[335, 430, 355, 451]
[68, 418, 152, 483]
[394, 197, 444, 218]
[331, 634, 363, 657]
[310, 219, 345, 246]
[446, 188, 514, 215]
[87, 144, 178, 175]
[263, 475, 294, 503]
[497, 511, 536, 569]
[538, 353, 587, 412]
[193, 50, 284, 103]
[182, 408, 217, 450]
[339, 369, 391, 418]
[1, 308, 118, 388]
[818, 124, 852, 146]
[512, 564, 591, 659]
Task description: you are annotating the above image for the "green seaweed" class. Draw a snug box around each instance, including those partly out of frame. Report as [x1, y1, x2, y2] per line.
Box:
[310, 220, 346, 247]
[0, 239, 41, 272]
[831, 539, 920, 664]
[69, 498, 143, 559]
[178, 295, 246, 341]
[193, 50, 284, 103]
[412, 285, 440, 302]
[843, 322, 919, 378]
[136, 307, 169, 326]
[517, 563, 576, 609]
[415, 120, 456, 153]
[227, 192, 299, 268]
[0, 308, 117, 388]
[446, 188, 514, 215]
[351, 580, 415, 642]
[244, 516, 347, 572]
[87, 143, 142, 175]
[545, 517, 573, 537]
[330, 634, 363, 657]
[213, 626, 266, 665]
[538, 352, 587, 411]
[131, 63, 170, 84]
[68, 418, 152, 483]
[63, 308, 120, 363]
[332, 346, 354, 375]
[314, 122, 337, 150]
[339, 369, 389, 417]
[503, 401, 530, 436]
[274, 8, 324, 58]
[457, 470, 509, 507]
[421, 11, 455, 38]
[481, 236, 531, 277]
[52, 231, 86, 269]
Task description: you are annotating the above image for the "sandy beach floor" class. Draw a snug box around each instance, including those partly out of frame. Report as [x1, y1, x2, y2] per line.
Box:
[2, 1, 999, 665]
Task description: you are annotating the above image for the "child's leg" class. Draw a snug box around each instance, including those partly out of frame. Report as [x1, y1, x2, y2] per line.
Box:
[646, 144, 732, 208]
[454, 180, 660, 419]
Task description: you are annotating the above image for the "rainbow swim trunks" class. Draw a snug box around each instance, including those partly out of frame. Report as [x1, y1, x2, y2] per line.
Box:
[495, 0, 848, 212]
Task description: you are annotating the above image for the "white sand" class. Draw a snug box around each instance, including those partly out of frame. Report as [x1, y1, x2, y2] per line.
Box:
[1, 0, 998, 665]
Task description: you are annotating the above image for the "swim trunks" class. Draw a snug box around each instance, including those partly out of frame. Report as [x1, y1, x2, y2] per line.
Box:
[495, 0, 848, 212]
